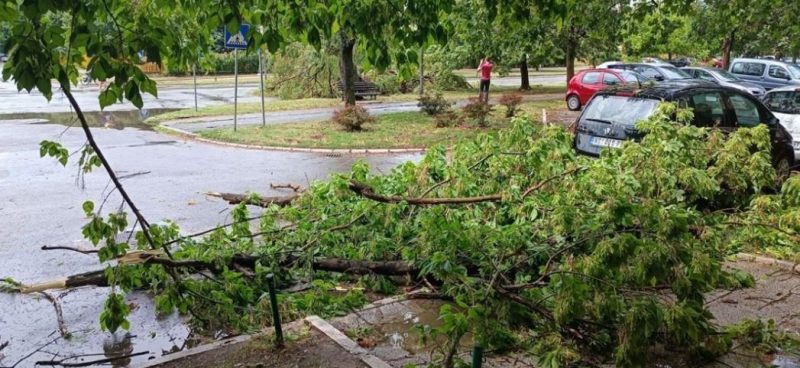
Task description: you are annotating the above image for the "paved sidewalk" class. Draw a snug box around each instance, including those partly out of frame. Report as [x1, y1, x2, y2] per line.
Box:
[162, 94, 563, 134]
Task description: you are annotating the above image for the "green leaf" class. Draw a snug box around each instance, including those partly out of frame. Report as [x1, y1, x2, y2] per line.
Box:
[82, 200, 94, 215]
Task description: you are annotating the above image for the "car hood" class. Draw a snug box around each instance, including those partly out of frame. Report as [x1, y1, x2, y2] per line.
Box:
[775, 112, 800, 137]
[723, 80, 764, 91]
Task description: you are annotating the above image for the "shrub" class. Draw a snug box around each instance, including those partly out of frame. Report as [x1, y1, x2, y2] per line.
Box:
[417, 92, 452, 116]
[462, 98, 494, 127]
[498, 94, 523, 118]
[433, 110, 464, 128]
[372, 73, 401, 95]
[332, 105, 376, 131]
[432, 71, 472, 91]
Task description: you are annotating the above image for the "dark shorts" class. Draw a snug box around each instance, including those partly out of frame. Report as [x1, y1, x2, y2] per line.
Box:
[480, 79, 490, 92]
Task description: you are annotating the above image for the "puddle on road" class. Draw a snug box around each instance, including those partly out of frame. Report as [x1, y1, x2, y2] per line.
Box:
[0, 108, 178, 131]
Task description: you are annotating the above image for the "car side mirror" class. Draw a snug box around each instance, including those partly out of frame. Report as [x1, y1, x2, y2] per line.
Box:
[654, 75, 665, 81]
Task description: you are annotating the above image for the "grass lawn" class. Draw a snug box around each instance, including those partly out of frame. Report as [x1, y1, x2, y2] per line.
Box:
[194, 96, 565, 150]
[148, 85, 566, 125]
[145, 98, 343, 124]
[198, 111, 513, 149]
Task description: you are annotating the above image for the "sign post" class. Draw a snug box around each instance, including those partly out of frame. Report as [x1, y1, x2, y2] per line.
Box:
[192, 64, 198, 112]
[259, 49, 266, 127]
[225, 24, 249, 132]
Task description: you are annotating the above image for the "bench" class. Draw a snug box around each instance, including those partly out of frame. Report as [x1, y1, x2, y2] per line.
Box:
[337, 80, 380, 100]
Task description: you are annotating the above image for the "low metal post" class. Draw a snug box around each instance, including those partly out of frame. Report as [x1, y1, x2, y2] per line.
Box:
[266, 274, 284, 346]
[234, 48, 239, 132]
[472, 345, 483, 368]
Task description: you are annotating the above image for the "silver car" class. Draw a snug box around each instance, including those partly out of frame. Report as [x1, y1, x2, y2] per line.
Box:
[763, 85, 800, 160]
[681, 66, 766, 97]
[728, 58, 800, 90]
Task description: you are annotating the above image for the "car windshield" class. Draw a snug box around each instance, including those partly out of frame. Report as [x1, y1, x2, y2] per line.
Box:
[581, 95, 660, 126]
[709, 69, 741, 82]
[619, 71, 642, 83]
[787, 64, 800, 79]
[765, 91, 800, 114]
[660, 66, 692, 79]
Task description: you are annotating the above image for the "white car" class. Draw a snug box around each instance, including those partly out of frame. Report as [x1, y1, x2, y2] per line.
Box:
[763, 85, 800, 160]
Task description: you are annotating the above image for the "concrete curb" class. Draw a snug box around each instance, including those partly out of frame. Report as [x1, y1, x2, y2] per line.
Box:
[736, 252, 800, 274]
[135, 319, 307, 368]
[305, 315, 393, 368]
[157, 124, 427, 155]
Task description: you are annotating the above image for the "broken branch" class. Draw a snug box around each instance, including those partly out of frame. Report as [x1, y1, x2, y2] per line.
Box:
[205, 191, 298, 207]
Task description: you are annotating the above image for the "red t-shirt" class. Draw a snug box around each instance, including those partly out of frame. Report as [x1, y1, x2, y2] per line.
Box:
[480, 62, 493, 80]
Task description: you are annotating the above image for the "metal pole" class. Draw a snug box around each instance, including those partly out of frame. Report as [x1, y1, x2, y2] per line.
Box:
[259, 49, 266, 127]
[419, 47, 424, 95]
[234, 48, 238, 132]
[192, 64, 198, 112]
[266, 274, 284, 347]
[471, 345, 483, 368]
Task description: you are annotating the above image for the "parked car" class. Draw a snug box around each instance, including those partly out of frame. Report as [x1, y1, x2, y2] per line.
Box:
[606, 63, 693, 82]
[572, 80, 794, 180]
[642, 57, 669, 65]
[728, 58, 800, 90]
[0, 53, 7, 62]
[681, 66, 766, 97]
[597, 61, 624, 69]
[668, 58, 691, 68]
[565, 69, 646, 111]
[763, 86, 800, 160]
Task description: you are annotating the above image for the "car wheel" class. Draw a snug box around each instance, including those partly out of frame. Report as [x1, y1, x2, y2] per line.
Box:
[775, 154, 792, 187]
[567, 95, 581, 111]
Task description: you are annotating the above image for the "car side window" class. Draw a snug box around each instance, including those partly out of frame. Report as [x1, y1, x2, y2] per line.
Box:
[582, 72, 601, 84]
[602, 73, 622, 85]
[768, 65, 790, 80]
[635, 66, 661, 79]
[728, 93, 763, 127]
[697, 70, 715, 81]
[732, 62, 765, 76]
[689, 92, 727, 127]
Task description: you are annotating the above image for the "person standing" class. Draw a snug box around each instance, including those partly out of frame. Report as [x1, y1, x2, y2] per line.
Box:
[477, 57, 493, 103]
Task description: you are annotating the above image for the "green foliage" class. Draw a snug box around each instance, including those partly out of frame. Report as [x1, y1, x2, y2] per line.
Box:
[331, 105, 376, 131]
[100, 292, 130, 333]
[39, 140, 68, 166]
[417, 92, 453, 116]
[726, 319, 800, 357]
[266, 42, 340, 99]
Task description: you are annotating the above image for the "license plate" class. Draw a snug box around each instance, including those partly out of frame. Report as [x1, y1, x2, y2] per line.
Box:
[590, 137, 623, 148]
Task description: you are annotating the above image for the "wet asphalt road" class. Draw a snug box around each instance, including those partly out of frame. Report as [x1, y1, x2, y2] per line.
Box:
[0, 106, 420, 365]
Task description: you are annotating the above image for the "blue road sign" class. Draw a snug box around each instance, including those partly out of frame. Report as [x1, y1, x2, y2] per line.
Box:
[224, 24, 250, 49]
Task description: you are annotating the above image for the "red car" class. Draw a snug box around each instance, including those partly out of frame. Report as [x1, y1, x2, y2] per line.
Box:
[566, 69, 645, 111]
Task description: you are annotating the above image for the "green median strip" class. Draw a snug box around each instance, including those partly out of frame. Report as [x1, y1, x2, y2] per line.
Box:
[196, 111, 512, 150]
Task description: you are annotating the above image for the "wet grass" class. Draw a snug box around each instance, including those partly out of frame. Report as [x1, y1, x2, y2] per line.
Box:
[196, 97, 564, 150]
[145, 98, 343, 124]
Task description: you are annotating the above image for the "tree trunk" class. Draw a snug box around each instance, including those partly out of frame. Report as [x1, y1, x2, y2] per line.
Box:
[339, 31, 357, 106]
[721, 30, 736, 70]
[520, 54, 531, 90]
[668, 52, 673, 61]
[793, 55, 797, 64]
[565, 38, 577, 85]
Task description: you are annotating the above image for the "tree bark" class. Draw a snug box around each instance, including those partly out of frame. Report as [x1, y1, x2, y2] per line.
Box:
[565, 37, 577, 85]
[722, 30, 736, 70]
[339, 31, 357, 106]
[520, 54, 531, 90]
[19, 256, 420, 293]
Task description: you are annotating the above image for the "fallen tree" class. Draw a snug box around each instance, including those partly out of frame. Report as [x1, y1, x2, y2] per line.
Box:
[8, 104, 800, 367]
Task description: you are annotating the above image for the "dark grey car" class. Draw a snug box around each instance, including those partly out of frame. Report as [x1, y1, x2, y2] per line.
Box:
[729, 58, 800, 90]
[681, 67, 766, 97]
[572, 80, 794, 180]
